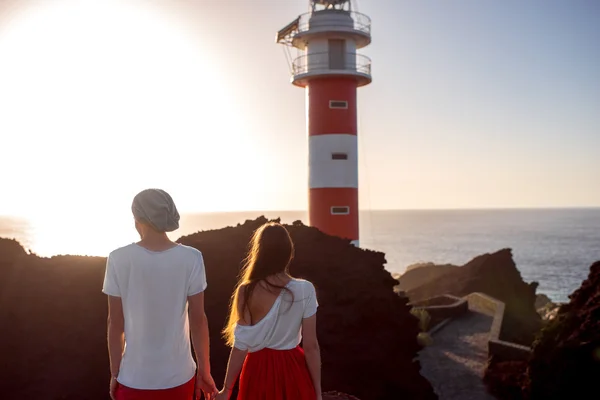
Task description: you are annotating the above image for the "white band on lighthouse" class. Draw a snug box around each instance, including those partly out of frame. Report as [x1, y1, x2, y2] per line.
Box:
[309, 134, 358, 189]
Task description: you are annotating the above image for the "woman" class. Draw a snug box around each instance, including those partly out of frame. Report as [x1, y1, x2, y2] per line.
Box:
[216, 222, 322, 400]
[102, 188, 218, 400]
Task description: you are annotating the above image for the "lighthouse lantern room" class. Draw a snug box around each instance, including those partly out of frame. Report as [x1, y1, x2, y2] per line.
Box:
[276, 0, 372, 246]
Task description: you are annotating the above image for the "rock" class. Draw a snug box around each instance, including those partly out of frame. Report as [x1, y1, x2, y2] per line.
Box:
[483, 358, 527, 400]
[534, 293, 553, 310]
[178, 217, 437, 400]
[0, 238, 29, 294]
[0, 217, 437, 400]
[396, 262, 458, 292]
[406, 249, 542, 345]
[523, 261, 600, 400]
[0, 238, 27, 264]
[0, 254, 109, 399]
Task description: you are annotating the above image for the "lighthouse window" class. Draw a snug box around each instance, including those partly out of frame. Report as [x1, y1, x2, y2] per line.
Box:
[331, 206, 350, 215]
[331, 152, 348, 160]
[329, 100, 348, 109]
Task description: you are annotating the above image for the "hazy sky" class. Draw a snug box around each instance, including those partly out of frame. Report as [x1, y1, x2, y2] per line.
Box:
[0, 0, 598, 221]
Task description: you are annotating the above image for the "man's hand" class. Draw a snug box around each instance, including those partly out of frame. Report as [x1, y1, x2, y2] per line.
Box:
[109, 377, 118, 400]
[196, 371, 218, 400]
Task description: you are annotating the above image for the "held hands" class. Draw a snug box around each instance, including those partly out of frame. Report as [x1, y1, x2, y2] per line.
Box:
[215, 387, 232, 400]
[196, 371, 218, 400]
[109, 376, 118, 400]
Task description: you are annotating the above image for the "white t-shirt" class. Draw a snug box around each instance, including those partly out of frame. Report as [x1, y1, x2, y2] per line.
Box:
[102, 243, 207, 390]
[233, 278, 318, 353]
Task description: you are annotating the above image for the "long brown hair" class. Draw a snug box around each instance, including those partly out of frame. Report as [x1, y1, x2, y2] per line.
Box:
[223, 222, 295, 347]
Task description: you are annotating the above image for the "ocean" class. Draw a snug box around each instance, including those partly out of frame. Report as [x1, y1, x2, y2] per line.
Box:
[1, 208, 599, 303]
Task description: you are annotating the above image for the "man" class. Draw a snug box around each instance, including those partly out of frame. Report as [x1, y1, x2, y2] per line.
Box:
[102, 188, 217, 400]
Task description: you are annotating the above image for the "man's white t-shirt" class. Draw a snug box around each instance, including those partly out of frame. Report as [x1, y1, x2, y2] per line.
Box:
[102, 243, 207, 390]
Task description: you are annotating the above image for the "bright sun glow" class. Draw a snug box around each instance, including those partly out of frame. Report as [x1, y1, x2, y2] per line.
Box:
[0, 0, 262, 256]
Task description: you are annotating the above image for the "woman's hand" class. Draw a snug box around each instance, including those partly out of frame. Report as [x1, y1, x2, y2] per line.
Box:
[215, 388, 231, 400]
[109, 376, 118, 400]
[196, 371, 218, 400]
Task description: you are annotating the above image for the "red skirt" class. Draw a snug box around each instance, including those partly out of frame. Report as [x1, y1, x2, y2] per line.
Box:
[238, 346, 316, 400]
[115, 377, 194, 400]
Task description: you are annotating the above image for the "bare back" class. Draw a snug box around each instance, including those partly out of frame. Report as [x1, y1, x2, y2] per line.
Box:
[238, 275, 292, 326]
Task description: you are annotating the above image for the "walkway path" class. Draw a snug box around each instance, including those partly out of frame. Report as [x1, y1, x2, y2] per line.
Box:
[419, 310, 497, 400]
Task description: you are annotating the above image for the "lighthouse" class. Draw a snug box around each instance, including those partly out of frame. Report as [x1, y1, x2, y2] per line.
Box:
[277, 0, 372, 246]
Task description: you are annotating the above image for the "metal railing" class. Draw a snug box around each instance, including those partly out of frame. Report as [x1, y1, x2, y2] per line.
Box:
[292, 52, 372, 77]
[296, 11, 371, 36]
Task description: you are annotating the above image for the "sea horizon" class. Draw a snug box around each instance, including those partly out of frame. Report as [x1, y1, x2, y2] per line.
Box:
[1, 207, 599, 304]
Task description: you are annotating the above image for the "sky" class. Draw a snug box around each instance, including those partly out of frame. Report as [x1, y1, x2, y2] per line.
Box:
[0, 0, 598, 222]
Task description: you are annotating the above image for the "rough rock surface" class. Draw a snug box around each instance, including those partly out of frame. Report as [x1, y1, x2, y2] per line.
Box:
[396, 263, 458, 292]
[483, 358, 527, 400]
[0, 217, 437, 400]
[178, 217, 437, 400]
[523, 261, 600, 400]
[534, 293, 552, 310]
[406, 249, 541, 345]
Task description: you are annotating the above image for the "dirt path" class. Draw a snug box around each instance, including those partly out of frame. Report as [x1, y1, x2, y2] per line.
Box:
[419, 311, 497, 400]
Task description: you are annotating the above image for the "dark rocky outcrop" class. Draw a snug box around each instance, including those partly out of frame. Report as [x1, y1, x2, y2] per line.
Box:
[0, 254, 109, 399]
[395, 262, 458, 292]
[483, 358, 528, 400]
[0, 238, 29, 293]
[522, 261, 600, 400]
[534, 293, 552, 310]
[178, 217, 437, 400]
[406, 249, 542, 345]
[0, 217, 436, 400]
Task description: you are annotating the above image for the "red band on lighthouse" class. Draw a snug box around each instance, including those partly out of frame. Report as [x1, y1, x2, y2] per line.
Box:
[308, 78, 357, 136]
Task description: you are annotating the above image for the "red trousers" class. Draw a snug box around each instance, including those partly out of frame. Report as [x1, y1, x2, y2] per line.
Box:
[238, 346, 316, 400]
[115, 377, 195, 400]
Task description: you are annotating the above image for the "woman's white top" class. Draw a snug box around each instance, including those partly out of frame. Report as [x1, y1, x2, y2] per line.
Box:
[233, 278, 318, 353]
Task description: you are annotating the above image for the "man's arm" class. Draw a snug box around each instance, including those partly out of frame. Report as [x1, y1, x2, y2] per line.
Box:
[107, 295, 125, 378]
[188, 292, 211, 377]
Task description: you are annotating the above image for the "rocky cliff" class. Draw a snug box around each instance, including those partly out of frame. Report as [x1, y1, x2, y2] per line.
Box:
[406, 249, 541, 345]
[0, 219, 437, 400]
[395, 262, 458, 292]
[178, 217, 437, 400]
[523, 261, 600, 400]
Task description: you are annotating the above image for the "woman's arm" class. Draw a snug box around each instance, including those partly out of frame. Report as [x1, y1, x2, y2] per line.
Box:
[107, 295, 125, 378]
[302, 314, 322, 399]
[218, 346, 248, 398]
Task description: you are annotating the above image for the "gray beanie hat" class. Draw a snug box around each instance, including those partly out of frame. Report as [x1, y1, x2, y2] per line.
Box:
[131, 188, 180, 232]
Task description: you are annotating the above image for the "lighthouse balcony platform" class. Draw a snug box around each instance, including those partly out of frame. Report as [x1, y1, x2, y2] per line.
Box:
[292, 10, 371, 50]
[291, 52, 372, 88]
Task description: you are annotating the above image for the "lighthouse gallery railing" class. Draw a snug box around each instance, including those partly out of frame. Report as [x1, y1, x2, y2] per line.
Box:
[292, 53, 372, 77]
[296, 11, 371, 36]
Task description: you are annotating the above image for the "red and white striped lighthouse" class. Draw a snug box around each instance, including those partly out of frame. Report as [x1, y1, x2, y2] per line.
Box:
[277, 0, 372, 246]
